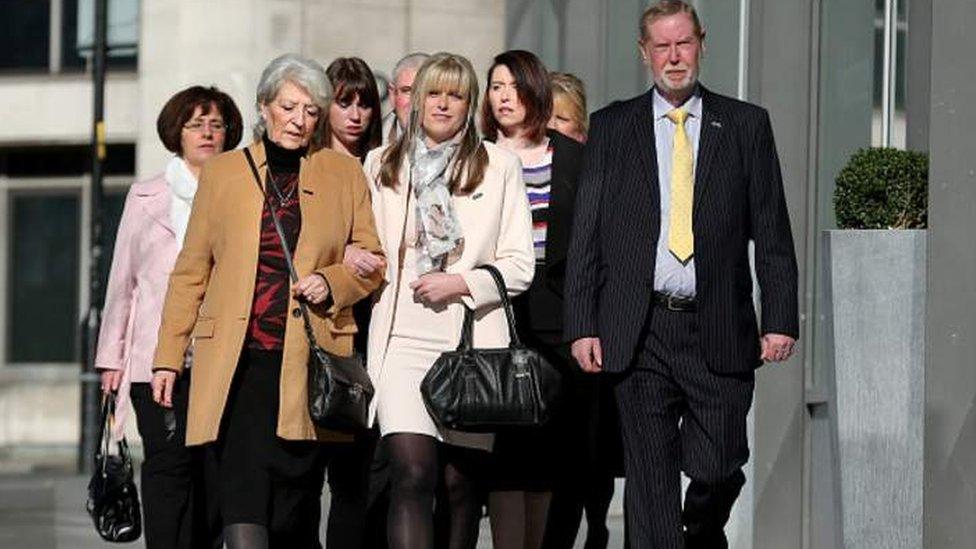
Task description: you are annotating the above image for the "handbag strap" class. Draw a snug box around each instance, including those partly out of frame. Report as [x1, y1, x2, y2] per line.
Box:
[456, 264, 522, 351]
[96, 393, 132, 472]
[243, 148, 320, 352]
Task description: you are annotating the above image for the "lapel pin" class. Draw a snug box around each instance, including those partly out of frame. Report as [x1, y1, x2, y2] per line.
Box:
[710, 120, 723, 128]
[302, 188, 314, 195]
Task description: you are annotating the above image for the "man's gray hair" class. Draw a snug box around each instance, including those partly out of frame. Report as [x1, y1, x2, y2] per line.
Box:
[391, 52, 430, 84]
[253, 53, 332, 141]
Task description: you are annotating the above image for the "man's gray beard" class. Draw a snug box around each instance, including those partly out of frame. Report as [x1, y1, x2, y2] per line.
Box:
[653, 71, 699, 97]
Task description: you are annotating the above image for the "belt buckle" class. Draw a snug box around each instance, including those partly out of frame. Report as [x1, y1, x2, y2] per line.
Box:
[665, 294, 682, 312]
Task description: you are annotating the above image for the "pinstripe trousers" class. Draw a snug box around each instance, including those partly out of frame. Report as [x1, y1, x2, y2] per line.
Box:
[614, 306, 754, 549]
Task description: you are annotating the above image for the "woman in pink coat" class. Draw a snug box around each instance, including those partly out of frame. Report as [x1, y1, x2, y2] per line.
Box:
[95, 86, 242, 549]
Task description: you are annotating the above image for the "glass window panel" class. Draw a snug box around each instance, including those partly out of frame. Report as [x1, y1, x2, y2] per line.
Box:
[8, 193, 81, 362]
[872, 0, 909, 147]
[0, 0, 50, 71]
[0, 144, 136, 177]
[872, 0, 885, 146]
[893, 0, 908, 149]
[62, 0, 139, 71]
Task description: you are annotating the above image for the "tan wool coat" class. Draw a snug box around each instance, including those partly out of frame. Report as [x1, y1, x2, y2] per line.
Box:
[153, 141, 384, 445]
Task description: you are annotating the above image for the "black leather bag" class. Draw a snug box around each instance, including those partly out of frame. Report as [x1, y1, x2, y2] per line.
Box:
[86, 394, 142, 543]
[244, 149, 374, 433]
[421, 264, 562, 432]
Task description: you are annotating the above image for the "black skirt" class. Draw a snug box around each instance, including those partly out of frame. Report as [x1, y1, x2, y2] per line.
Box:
[204, 348, 326, 544]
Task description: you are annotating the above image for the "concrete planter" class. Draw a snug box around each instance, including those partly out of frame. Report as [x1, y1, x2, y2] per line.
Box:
[822, 230, 925, 549]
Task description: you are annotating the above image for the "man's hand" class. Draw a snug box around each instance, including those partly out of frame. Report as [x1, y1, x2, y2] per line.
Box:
[409, 273, 469, 306]
[571, 337, 603, 373]
[761, 333, 796, 363]
[151, 370, 177, 408]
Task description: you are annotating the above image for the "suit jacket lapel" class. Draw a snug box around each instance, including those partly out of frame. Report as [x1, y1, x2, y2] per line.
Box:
[632, 90, 659, 198]
[632, 91, 661, 250]
[695, 87, 721, 208]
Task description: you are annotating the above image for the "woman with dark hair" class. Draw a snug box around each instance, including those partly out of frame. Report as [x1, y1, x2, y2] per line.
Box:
[151, 54, 384, 549]
[361, 52, 534, 549]
[319, 55, 389, 549]
[325, 57, 383, 161]
[481, 49, 591, 549]
[96, 85, 242, 549]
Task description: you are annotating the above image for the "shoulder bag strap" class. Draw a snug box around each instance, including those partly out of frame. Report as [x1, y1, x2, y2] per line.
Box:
[475, 264, 522, 347]
[243, 148, 321, 351]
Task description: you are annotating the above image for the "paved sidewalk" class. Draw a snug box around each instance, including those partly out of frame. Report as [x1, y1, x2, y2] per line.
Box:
[0, 472, 625, 548]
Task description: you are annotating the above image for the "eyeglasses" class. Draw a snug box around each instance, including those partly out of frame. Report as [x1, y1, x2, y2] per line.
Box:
[183, 120, 228, 133]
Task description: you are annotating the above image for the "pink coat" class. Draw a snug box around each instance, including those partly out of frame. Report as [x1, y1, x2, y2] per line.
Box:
[95, 174, 180, 435]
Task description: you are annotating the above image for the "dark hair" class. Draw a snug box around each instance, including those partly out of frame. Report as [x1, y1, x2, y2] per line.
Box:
[640, 0, 704, 41]
[481, 50, 552, 144]
[324, 57, 383, 160]
[156, 86, 243, 155]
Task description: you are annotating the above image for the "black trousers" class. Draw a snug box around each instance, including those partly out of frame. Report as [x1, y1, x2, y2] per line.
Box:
[130, 377, 218, 549]
[614, 307, 754, 549]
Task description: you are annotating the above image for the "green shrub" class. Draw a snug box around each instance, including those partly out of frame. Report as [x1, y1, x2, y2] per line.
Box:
[834, 147, 928, 229]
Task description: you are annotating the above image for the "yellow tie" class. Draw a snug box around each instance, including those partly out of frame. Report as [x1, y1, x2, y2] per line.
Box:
[667, 108, 694, 263]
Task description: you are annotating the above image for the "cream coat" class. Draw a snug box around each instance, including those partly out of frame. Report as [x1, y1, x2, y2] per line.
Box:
[363, 141, 535, 429]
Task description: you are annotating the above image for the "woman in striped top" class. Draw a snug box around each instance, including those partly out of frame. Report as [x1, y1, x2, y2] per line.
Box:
[481, 49, 586, 549]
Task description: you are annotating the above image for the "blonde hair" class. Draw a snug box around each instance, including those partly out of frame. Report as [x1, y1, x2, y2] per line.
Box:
[378, 52, 488, 193]
[549, 72, 589, 136]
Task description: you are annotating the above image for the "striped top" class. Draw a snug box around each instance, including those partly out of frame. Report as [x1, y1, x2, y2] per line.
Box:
[523, 144, 553, 262]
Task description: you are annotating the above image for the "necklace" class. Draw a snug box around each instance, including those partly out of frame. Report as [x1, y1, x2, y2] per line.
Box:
[264, 165, 297, 206]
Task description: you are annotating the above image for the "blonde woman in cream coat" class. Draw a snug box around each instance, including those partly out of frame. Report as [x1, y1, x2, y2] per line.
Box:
[352, 52, 534, 549]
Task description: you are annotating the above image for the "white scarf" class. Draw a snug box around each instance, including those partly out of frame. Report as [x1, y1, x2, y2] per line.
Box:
[410, 136, 465, 274]
[164, 157, 198, 249]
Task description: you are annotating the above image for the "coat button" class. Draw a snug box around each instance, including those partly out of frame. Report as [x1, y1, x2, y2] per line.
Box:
[292, 307, 301, 318]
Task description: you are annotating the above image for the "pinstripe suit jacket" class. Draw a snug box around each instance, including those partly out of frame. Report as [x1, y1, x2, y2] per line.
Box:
[564, 87, 798, 374]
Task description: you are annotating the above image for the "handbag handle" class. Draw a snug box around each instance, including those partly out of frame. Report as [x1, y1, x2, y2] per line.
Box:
[243, 148, 321, 354]
[457, 264, 522, 351]
[96, 393, 132, 473]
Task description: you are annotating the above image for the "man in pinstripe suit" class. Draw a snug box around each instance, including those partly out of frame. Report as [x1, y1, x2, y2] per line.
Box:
[564, 2, 799, 547]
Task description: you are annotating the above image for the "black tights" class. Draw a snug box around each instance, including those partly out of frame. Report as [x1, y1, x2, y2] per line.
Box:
[386, 433, 483, 549]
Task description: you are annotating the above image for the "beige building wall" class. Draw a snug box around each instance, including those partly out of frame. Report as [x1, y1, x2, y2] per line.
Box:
[136, 0, 505, 178]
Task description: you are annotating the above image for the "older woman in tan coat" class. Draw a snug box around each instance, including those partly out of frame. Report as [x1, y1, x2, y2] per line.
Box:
[357, 52, 534, 549]
[151, 54, 383, 549]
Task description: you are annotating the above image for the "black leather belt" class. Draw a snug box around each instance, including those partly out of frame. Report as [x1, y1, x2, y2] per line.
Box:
[651, 291, 697, 312]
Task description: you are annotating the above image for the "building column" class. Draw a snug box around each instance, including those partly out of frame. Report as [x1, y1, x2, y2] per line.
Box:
[923, 1, 976, 547]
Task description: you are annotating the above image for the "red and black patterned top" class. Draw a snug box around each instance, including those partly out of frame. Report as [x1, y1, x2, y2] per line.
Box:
[245, 156, 303, 350]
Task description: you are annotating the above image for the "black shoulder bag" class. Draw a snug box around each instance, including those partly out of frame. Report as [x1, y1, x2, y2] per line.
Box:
[243, 148, 374, 433]
[420, 264, 562, 432]
[86, 393, 142, 543]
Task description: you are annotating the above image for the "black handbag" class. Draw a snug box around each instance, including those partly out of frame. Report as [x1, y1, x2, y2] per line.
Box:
[420, 264, 562, 432]
[243, 148, 374, 433]
[86, 394, 142, 543]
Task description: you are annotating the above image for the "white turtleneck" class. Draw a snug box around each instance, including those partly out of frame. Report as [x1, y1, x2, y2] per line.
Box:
[164, 156, 198, 249]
